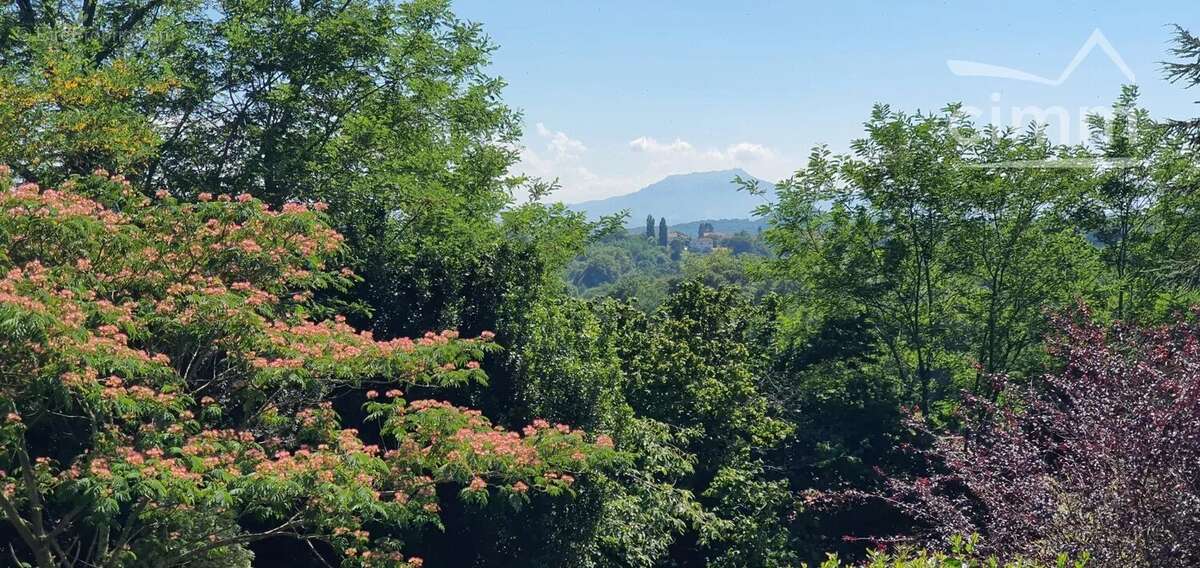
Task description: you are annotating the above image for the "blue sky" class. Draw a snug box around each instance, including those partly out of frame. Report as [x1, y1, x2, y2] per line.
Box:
[453, 1, 1200, 203]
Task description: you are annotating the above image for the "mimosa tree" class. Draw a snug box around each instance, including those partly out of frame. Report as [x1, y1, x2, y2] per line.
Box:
[0, 169, 613, 567]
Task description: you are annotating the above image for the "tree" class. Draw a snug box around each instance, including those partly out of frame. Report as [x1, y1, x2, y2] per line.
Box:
[723, 232, 758, 255]
[657, 218, 668, 247]
[669, 238, 686, 261]
[0, 0, 563, 343]
[1, 0, 519, 203]
[681, 249, 750, 290]
[746, 108, 1114, 562]
[491, 284, 797, 566]
[874, 307, 1200, 567]
[954, 125, 1101, 385]
[0, 171, 612, 567]
[495, 296, 702, 567]
[0, 21, 173, 183]
[1082, 86, 1185, 321]
[566, 234, 676, 301]
[753, 105, 1101, 413]
[646, 215, 656, 239]
[1165, 25, 1200, 146]
[762, 310, 913, 561]
[616, 283, 795, 566]
[569, 247, 633, 290]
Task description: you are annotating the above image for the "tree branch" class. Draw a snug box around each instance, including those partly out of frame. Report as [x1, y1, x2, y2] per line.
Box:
[93, 0, 167, 64]
[14, 0, 36, 30]
[158, 515, 305, 568]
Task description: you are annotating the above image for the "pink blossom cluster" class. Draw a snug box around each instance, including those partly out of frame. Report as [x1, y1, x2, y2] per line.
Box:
[0, 173, 610, 568]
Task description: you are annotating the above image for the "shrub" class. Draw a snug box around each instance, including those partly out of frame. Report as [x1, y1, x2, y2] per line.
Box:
[814, 535, 1087, 567]
[874, 306, 1200, 566]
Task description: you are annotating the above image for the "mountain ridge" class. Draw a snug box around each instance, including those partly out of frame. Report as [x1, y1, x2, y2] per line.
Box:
[566, 168, 775, 226]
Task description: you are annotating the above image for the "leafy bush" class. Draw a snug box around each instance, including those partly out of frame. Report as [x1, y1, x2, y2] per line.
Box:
[873, 306, 1200, 566]
[815, 535, 1087, 567]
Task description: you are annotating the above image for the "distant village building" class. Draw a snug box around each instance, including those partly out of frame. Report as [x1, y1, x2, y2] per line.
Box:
[691, 237, 714, 253]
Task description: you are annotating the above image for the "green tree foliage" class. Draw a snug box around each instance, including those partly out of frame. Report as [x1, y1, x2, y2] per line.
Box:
[760, 309, 913, 559]
[1081, 86, 1197, 320]
[722, 231, 762, 255]
[744, 90, 1197, 560]
[1165, 25, 1200, 146]
[0, 25, 172, 182]
[813, 535, 1086, 568]
[6, 4, 1200, 565]
[566, 233, 677, 309]
[567, 228, 777, 312]
[483, 284, 797, 567]
[1, 0, 520, 205]
[752, 105, 1103, 413]
[625, 284, 790, 475]
[0, 172, 613, 567]
[669, 238, 686, 261]
[0, 0, 581, 341]
[497, 296, 702, 567]
[615, 283, 795, 565]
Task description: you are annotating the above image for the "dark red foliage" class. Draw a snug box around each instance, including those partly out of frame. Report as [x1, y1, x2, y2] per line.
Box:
[880, 306, 1200, 566]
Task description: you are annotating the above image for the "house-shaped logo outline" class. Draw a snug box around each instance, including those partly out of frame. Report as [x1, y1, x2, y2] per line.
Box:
[947, 29, 1135, 86]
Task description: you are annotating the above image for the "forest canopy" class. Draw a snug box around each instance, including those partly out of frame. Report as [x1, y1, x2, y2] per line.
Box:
[2, 1, 1200, 567]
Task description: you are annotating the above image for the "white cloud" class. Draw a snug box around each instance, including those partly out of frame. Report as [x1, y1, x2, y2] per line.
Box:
[629, 136, 775, 163]
[724, 142, 775, 161]
[535, 122, 587, 160]
[515, 123, 636, 203]
[628, 136, 694, 154]
[514, 122, 791, 203]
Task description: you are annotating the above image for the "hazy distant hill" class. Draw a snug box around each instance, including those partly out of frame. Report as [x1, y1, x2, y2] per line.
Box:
[665, 218, 768, 237]
[567, 168, 774, 226]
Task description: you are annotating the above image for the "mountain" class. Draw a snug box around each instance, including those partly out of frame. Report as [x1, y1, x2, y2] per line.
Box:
[567, 168, 774, 226]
